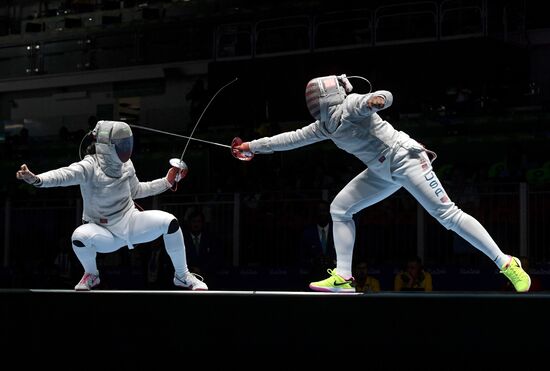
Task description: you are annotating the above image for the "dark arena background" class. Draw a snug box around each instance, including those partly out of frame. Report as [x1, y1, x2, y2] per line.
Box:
[1, 0, 550, 363]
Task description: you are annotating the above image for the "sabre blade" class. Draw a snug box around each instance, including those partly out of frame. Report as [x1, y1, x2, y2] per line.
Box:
[180, 77, 238, 161]
[129, 124, 231, 149]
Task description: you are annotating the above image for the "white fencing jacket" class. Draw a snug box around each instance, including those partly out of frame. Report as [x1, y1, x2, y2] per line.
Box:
[36, 155, 170, 226]
[249, 91, 417, 165]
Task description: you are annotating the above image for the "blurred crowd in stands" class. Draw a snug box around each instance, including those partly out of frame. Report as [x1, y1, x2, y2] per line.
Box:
[2, 69, 550, 290]
[1, 0, 550, 291]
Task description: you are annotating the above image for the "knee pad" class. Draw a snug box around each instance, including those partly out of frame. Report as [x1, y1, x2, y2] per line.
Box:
[72, 229, 90, 248]
[167, 218, 180, 234]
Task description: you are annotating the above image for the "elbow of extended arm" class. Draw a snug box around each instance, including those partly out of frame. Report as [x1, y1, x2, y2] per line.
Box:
[375, 90, 393, 109]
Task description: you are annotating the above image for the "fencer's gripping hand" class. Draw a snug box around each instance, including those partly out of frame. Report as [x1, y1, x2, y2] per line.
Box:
[367, 96, 386, 110]
[166, 167, 188, 187]
[16, 164, 41, 185]
[234, 142, 251, 152]
[231, 138, 254, 161]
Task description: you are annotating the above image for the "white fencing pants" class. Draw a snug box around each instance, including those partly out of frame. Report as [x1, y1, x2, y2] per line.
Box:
[71, 209, 188, 277]
[330, 140, 509, 278]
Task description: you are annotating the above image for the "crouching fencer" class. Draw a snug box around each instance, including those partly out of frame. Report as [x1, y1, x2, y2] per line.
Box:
[16, 120, 208, 291]
[234, 74, 531, 293]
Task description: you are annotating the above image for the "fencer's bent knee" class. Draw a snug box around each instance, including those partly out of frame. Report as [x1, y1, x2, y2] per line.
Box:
[71, 224, 101, 249]
[330, 202, 354, 222]
[167, 218, 180, 234]
[72, 228, 89, 248]
[433, 203, 464, 230]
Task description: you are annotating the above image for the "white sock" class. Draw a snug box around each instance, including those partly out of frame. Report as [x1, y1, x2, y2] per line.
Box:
[451, 213, 510, 268]
[333, 220, 355, 279]
[163, 227, 189, 277]
[72, 243, 99, 275]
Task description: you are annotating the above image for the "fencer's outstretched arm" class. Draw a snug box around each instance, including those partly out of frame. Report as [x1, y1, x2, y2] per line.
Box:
[246, 121, 328, 154]
[345, 90, 393, 117]
[16, 158, 93, 187]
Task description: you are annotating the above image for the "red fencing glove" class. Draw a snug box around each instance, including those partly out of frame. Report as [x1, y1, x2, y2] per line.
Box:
[231, 137, 254, 161]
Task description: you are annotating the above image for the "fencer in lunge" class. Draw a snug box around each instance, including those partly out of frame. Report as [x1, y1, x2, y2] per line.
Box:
[234, 74, 531, 292]
[16, 120, 208, 291]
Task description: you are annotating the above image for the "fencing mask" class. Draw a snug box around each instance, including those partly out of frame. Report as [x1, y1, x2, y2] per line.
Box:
[93, 120, 133, 164]
[305, 74, 353, 122]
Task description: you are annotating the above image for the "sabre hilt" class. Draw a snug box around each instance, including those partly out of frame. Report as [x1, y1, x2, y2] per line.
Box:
[169, 158, 188, 170]
[231, 137, 254, 161]
[168, 158, 189, 190]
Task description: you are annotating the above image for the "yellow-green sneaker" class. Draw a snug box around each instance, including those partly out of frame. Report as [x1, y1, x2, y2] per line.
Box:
[500, 256, 531, 292]
[309, 269, 355, 293]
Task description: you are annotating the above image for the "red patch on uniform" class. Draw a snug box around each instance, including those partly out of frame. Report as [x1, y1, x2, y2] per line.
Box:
[420, 157, 428, 170]
[440, 196, 449, 203]
[100, 218, 108, 224]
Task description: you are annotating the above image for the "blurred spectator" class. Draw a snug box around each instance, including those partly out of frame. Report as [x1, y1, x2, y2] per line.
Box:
[52, 238, 76, 288]
[183, 209, 223, 278]
[299, 200, 336, 278]
[354, 261, 381, 293]
[145, 237, 174, 289]
[146, 237, 163, 287]
[394, 256, 433, 292]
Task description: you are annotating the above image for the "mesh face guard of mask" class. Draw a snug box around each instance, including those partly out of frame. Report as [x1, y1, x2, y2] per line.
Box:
[94, 121, 134, 163]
